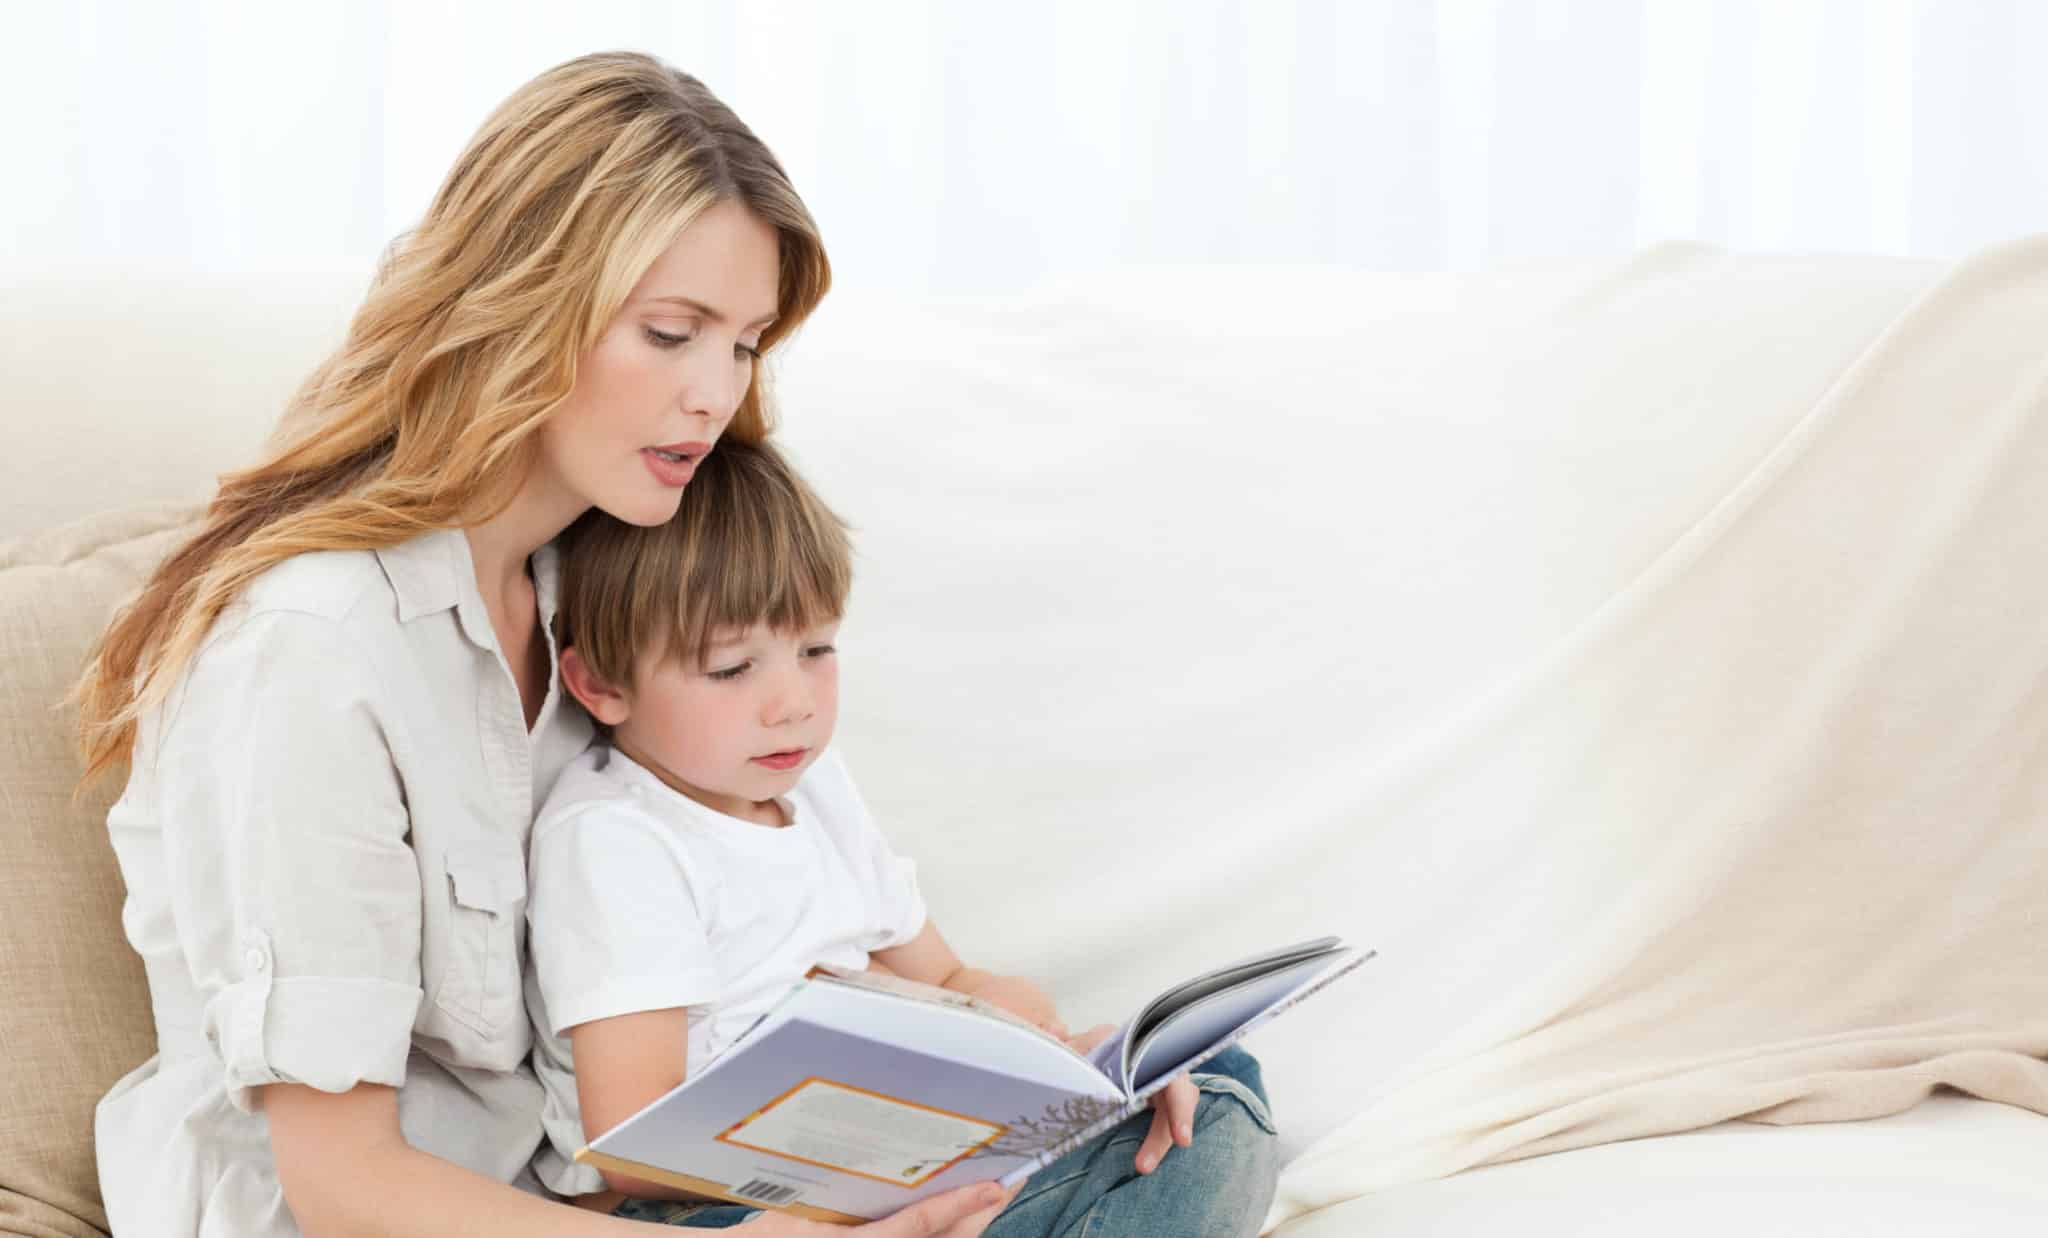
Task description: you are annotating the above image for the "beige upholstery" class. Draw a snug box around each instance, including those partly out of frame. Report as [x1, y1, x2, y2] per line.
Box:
[0, 271, 348, 1235]
[0, 509, 195, 1237]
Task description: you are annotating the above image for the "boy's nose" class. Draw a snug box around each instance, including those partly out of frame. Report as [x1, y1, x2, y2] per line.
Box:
[764, 673, 814, 726]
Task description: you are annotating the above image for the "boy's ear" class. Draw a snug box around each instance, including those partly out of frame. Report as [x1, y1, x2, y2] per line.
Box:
[560, 646, 632, 726]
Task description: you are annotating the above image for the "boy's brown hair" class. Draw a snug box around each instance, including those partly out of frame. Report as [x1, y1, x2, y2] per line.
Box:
[555, 436, 852, 688]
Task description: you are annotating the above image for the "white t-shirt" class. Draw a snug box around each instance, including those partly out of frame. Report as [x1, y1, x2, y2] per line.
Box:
[525, 743, 928, 1195]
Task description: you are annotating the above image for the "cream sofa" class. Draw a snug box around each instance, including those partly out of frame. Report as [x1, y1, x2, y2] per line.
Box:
[6, 251, 2047, 1236]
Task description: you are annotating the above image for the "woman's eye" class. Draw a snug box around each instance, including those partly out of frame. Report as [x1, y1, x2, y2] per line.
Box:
[645, 326, 691, 349]
[735, 341, 763, 362]
[705, 661, 750, 681]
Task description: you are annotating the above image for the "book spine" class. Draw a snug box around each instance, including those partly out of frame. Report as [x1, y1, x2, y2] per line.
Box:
[995, 949, 1374, 1189]
[991, 1005, 1285, 1190]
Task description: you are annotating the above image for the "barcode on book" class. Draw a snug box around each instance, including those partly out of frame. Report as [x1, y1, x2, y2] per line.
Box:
[730, 1177, 803, 1205]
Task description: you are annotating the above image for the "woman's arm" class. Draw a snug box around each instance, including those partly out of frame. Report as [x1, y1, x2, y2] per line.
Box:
[265, 1082, 625, 1237]
[267, 1081, 1015, 1237]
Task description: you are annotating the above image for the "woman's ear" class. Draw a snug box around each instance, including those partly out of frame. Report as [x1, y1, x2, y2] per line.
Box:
[560, 646, 633, 726]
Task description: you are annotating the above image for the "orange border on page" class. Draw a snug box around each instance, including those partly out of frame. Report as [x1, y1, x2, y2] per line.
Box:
[714, 1076, 1008, 1188]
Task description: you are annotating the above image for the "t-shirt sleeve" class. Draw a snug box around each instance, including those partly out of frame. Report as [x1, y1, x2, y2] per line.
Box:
[527, 801, 723, 1037]
[153, 610, 423, 1113]
[813, 749, 928, 951]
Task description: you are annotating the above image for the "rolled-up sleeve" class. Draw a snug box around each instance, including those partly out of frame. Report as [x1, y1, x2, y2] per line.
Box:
[155, 609, 423, 1111]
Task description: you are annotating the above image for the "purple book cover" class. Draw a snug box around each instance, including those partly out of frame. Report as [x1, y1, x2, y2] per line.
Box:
[581, 943, 1369, 1222]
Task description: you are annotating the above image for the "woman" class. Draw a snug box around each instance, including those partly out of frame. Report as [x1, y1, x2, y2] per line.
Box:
[78, 52, 1272, 1236]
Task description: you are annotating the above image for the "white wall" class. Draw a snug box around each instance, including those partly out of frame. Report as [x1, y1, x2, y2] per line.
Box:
[6, 0, 2047, 292]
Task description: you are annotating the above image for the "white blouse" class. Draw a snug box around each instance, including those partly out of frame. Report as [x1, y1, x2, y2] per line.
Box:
[95, 527, 594, 1237]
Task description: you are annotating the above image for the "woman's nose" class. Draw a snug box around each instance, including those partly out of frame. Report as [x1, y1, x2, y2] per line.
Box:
[681, 346, 745, 421]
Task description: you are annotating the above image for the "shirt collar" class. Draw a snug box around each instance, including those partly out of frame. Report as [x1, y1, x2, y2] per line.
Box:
[373, 527, 566, 651]
[373, 527, 468, 623]
[603, 745, 805, 841]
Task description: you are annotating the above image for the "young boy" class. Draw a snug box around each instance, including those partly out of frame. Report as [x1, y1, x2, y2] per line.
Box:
[525, 438, 1277, 1232]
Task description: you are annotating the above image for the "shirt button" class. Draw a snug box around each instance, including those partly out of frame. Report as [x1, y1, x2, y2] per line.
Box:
[246, 948, 269, 973]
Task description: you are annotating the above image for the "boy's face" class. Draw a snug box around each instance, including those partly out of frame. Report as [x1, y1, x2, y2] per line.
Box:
[608, 620, 841, 821]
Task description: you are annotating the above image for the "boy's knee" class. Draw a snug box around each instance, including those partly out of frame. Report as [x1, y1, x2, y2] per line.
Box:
[1191, 1047, 1271, 1112]
[1183, 1074, 1281, 1238]
[1191, 1067, 1279, 1142]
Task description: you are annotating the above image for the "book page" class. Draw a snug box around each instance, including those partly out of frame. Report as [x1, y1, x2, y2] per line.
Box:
[717, 1078, 1005, 1188]
[783, 976, 1115, 1096]
[1117, 937, 1345, 1088]
[1125, 948, 1370, 1092]
[815, 967, 1063, 1037]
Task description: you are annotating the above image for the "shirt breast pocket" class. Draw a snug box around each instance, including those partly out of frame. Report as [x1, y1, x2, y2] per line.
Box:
[424, 840, 530, 1067]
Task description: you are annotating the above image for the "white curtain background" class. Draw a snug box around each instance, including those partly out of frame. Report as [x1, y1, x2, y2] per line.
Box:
[7, 0, 2048, 292]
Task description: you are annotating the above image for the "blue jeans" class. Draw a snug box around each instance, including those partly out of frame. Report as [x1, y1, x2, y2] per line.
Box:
[613, 1047, 1279, 1236]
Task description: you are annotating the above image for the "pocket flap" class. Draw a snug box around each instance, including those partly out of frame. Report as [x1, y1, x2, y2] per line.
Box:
[444, 841, 527, 913]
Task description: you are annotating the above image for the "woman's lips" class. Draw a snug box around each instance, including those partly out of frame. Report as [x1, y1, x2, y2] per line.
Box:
[641, 447, 698, 488]
[751, 748, 807, 771]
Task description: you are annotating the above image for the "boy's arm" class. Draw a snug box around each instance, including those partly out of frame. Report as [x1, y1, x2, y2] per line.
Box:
[568, 1008, 699, 1200]
[871, 922, 1066, 1037]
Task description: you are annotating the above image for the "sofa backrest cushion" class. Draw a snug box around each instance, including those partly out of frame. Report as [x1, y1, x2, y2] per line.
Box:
[0, 270, 362, 543]
[0, 509, 194, 1238]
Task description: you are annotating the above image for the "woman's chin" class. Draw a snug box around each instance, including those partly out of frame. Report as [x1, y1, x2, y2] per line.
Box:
[599, 487, 687, 528]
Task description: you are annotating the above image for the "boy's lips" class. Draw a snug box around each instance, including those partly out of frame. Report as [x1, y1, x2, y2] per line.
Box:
[751, 748, 808, 771]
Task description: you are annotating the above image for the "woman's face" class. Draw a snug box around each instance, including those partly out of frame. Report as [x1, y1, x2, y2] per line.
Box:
[537, 199, 783, 527]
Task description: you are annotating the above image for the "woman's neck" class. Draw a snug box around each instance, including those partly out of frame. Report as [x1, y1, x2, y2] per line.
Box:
[463, 471, 589, 602]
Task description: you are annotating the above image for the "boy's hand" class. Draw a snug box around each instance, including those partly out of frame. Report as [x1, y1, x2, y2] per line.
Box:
[1064, 1024, 1197, 1175]
[1135, 1074, 1199, 1174]
[948, 972, 1067, 1039]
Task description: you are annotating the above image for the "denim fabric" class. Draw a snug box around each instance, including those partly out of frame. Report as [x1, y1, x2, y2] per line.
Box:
[612, 1197, 760, 1227]
[614, 1048, 1279, 1236]
[985, 1047, 1279, 1238]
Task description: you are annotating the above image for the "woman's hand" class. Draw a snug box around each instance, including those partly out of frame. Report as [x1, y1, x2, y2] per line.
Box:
[744, 1181, 1016, 1236]
[1064, 1025, 1198, 1175]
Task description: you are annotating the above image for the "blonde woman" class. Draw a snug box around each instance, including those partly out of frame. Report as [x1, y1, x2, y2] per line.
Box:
[76, 52, 1030, 1237]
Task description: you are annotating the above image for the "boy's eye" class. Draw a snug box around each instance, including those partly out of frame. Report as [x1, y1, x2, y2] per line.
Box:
[705, 660, 750, 681]
[803, 644, 837, 659]
[645, 326, 690, 349]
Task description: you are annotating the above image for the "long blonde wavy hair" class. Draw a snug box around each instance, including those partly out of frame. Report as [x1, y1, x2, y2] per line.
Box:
[74, 50, 830, 786]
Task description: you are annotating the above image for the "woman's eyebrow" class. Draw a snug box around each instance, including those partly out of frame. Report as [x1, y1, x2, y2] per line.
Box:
[646, 295, 778, 329]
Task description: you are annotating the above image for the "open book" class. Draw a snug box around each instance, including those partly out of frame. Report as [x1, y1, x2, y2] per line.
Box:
[577, 936, 1371, 1224]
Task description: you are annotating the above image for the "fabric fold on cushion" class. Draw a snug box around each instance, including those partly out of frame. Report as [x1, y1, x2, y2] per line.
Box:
[1264, 237, 2048, 1228]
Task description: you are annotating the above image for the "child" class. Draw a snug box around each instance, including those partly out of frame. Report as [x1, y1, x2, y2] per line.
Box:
[526, 437, 1279, 1234]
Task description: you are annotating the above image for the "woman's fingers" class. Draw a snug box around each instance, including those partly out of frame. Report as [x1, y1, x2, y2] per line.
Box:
[1134, 1074, 1199, 1173]
[854, 1181, 1014, 1237]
